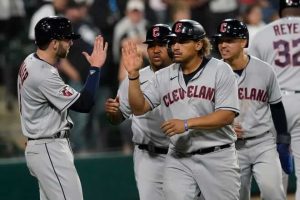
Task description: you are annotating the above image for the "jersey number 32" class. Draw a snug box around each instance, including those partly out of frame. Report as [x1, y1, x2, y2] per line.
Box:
[273, 39, 300, 67]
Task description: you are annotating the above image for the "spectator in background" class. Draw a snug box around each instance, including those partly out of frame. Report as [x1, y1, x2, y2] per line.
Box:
[186, 0, 211, 37]
[0, 0, 26, 111]
[169, 0, 191, 23]
[256, 0, 278, 23]
[62, 0, 100, 153]
[242, 4, 266, 46]
[28, 0, 69, 41]
[208, 0, 239, 36]
[111, 0, 149, 154]
[88, 0, 128, 153]
[113, 0, 148, 73]
[146, 0, 170, 24]
[28, 0, 87, 88]
[89, 0, 126, 94]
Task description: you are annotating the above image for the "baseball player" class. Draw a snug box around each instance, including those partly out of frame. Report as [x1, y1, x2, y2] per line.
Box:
[17, 16, 107, 200]
[214, 18, 291, 200]
[105, 24, 173, 200]
[122, 19, 241, 200]
[248, 0, 299, 197]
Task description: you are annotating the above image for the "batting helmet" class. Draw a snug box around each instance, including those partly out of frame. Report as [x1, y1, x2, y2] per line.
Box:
[213, 18, 249, 47]
[35, 16, 80, 47]
[168, 19, 206, 41]
[143, 24, 172, 44]
[279, 0, 300, 16]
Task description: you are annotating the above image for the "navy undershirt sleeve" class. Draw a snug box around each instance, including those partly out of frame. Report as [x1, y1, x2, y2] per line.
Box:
[270, 101, 291, 144]
[70, 67, 100, 113]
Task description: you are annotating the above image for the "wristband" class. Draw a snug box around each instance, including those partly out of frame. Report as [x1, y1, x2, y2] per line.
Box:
[184, 120, 189, 131]
[128, 75, 139, 80]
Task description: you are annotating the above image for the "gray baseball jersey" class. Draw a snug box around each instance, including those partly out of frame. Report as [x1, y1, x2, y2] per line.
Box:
[248, 16, 300, 199]
[18, 53, 84, 200]
[234, 56, 285, 200]
[143, 58, 239, 153]
[118, 66, 170, 200]
[18, 53, 80, 138]
[118, 66, 169, 147]
[235, 56, 282, 138]
[248, 17, 300, 91]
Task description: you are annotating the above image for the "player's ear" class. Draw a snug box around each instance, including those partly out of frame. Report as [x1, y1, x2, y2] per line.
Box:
[167, 41, 173, 58]
[52, 40, 59, 50]
[195, 40, 203, 51]
[241, 39, 247, 48]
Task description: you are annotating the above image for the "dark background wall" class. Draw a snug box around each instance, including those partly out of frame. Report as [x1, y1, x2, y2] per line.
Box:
[0, 153, 296, 200]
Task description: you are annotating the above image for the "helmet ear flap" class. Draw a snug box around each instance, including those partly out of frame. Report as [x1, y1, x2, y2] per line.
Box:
[167, 42, 173, 58]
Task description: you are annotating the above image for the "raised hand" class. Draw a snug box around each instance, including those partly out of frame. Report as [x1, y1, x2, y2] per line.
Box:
[82, 35, 108, 68]
[121, 41, 143, 77]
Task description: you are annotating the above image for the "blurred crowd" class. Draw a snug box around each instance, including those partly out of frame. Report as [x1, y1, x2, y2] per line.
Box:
[0, 0, 280, 156]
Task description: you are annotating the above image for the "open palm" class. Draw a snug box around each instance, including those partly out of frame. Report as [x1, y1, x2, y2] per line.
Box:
[121, 41, 143, 75]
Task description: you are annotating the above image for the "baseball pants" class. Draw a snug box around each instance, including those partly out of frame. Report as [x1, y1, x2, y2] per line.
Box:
[25, 138, 83, 200]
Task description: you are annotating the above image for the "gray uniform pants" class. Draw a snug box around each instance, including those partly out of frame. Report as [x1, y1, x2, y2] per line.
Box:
[163, 145, 240, 200]
[25, 138, 83, 200]
[282, 94, 300, 200]
[237, 133, 285, 200]
[133, 145, 167, 200]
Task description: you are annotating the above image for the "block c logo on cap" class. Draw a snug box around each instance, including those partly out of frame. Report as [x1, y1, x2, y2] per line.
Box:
[220, 23, 227, 33]
[175, 23, 182, 33]
[152, 27, 160, 38]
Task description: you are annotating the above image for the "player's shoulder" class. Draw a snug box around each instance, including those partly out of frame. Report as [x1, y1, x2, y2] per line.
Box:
[208, 57, 226, 66]
[207, 57, 233, 72]
[25, 53, 59, 78]
[139, 65, 152, 75]
[155, 63, 179, 75]
[139, 65, 155, 82]
[252, 19, 279, 39]
[249, 55, 273, 71]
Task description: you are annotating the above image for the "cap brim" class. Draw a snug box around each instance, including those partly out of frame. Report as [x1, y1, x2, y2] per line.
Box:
[212, 34, 222, 38]
[143, 39, 168, 44]
[66, 33, 81, 40]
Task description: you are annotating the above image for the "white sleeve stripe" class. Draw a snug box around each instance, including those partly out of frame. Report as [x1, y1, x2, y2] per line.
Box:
[143, 93, 154, 110]
[216, 106, 240, 113]
[61, 93, 81, 112]
[269, 97, 282, 104]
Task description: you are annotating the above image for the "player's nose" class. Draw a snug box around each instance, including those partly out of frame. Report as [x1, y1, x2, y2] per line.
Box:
[153, 45, 161, 52]
[218, 41, 228, 48]
[172, 42, 180, 49]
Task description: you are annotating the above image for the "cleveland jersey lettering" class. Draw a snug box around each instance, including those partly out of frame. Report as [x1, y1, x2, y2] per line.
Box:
[238, 87, 267, 102]
[163, 86, 215, 107]
[234, 56, 281, 137]
[143, 58, 239, 153]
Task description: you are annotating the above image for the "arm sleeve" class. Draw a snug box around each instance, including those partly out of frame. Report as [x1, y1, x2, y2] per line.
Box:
[142, 72, 162, 110]
[39, 72, 80, 112]
[118, 77, 132, 119]
[70, 67, 100, 113]
[267, 66, 282, 104]
[270, 101, 291, 144]
[215, 62, 240, 115]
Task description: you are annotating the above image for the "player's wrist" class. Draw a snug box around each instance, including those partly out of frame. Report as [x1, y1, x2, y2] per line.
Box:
[277, 134, 291, 144]
[184, 119, 189, 132]
[128, 72, 140, 81]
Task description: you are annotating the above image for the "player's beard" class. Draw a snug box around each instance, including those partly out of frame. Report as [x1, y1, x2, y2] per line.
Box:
[57, 43, 69, 58]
